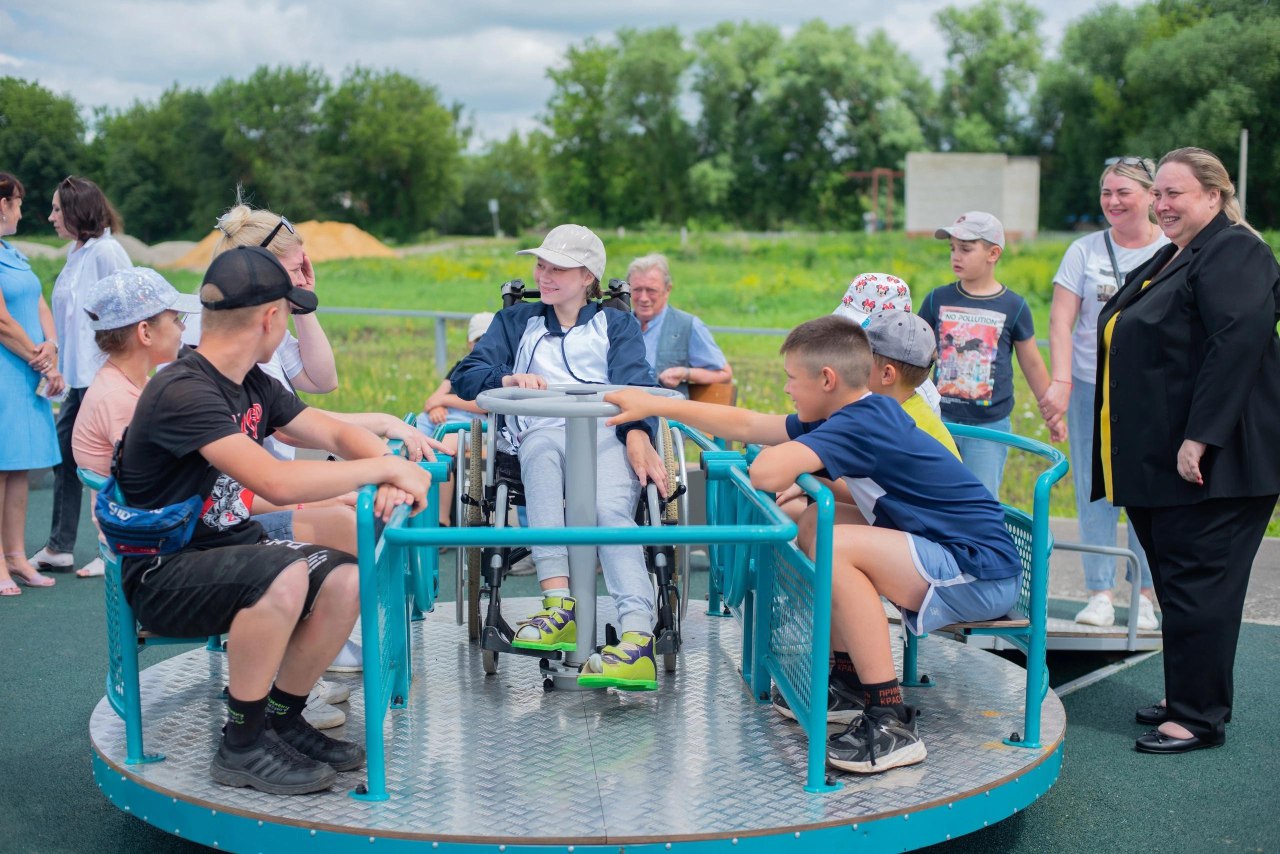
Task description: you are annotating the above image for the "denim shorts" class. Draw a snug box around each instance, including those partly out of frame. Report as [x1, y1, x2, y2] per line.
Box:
[898, 534, 1020, 635]
[253, 510, 294, 542]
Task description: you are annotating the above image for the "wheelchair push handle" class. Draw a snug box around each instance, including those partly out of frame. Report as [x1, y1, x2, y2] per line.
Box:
[477, 384, 680, 419]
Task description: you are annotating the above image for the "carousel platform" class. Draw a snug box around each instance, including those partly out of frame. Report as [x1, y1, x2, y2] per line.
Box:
[91, 597, 1064, 853]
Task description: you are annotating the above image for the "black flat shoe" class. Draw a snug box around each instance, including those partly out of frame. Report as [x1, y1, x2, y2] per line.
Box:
[1135, 704, 1230, 726]
[1134, 729, 1224, 754]
[1135, 704, 1167, 725]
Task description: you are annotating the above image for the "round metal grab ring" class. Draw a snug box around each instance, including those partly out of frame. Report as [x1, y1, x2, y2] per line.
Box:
[476, 383, 681, 419]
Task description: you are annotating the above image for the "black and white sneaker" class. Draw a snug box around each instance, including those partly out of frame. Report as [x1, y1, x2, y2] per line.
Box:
[826, 706, 927, 774]
[210, 730, 338, 795]
[274, 715, 367, 772]
[771, 681, 866, 725]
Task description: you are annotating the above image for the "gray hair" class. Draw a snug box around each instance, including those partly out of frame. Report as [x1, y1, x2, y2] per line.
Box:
[627, 254, 673, 289]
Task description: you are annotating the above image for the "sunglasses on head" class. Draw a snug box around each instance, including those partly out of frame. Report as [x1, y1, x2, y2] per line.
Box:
[259, 215, 296, 250]
[1105, 156, 1155, 182]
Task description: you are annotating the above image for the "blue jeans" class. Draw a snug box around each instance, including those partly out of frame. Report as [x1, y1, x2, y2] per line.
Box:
[1067, 380, 1152, 591]
[946, 415, 1011, 500]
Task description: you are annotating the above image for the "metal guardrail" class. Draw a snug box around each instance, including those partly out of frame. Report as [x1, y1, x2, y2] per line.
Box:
[316, 306, 1054, 376]
[314, 306, 794, 375]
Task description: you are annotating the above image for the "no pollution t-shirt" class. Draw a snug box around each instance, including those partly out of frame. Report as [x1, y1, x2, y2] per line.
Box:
[918, 282, 1034, 424]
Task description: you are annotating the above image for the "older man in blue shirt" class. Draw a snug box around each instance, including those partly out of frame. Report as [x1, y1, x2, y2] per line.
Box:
[627, 254, 732, 398]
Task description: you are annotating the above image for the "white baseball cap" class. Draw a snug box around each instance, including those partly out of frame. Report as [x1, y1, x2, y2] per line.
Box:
[934, 211, 1006, 249]
[832, 272, 913, 325]
[84, 267, 202, 331]
[515, 224, 606, 281]
[467, 312, 494, 342]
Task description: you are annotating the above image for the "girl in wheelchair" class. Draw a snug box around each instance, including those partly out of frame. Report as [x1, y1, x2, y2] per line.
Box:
[450, 224, 668, 690]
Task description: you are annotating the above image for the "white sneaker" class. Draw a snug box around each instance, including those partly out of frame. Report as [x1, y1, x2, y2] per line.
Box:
[1075, 593, 1115, 627]
[327, 639, 363, 673]
[29, 547, 73, 570]
[302, 690, 346, 729]
[1137, 594, 1160, 631]
[313, 677, 350, 705]
[76, 558, 105, 578]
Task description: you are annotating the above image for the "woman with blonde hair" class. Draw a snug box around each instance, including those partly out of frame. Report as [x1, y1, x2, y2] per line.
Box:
[1041, 157, 1168, 630]
[1094, 146, 1280, 754]
[30, 176, 130, 576]
[190, 200, 440, 682]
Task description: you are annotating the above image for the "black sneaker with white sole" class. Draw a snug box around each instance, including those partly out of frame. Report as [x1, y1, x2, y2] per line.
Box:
[274, 715, 367, 772]
[826, 705, 927, 774]
[771, 680, 866, 725]
[210, 729, 337, 795]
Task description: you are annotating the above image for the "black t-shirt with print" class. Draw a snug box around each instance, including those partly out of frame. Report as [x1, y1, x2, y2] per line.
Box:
[117, 348, 307, 549]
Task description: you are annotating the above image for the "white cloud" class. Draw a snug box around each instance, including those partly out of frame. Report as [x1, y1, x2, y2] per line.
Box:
[4, 0, 1141, 142]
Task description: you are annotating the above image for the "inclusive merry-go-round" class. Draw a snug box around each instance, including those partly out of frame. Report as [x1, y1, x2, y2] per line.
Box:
[86, 385, 1069, 853]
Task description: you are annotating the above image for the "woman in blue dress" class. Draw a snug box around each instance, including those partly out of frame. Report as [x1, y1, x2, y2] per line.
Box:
[0, 173, 64, 595]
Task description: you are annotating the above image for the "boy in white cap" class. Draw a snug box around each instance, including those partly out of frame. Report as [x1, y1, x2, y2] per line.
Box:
[71, 268, 201, 577]
[451, 224, 667, 689]
[919, 212, 1061, 498]
[422, 311, 495, 526]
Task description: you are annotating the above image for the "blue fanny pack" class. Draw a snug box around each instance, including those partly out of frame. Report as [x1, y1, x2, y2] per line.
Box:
[95, 477, 202, 557]
[97, 427, 203, 557]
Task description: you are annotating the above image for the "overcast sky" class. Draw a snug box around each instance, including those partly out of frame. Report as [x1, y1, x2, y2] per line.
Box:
[3, 1, 1135, 144]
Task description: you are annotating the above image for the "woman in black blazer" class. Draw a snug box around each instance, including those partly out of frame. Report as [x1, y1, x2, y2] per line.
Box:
[1092, 147, 1280, 754]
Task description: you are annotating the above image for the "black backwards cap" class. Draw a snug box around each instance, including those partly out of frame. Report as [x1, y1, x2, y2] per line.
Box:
[200, 246, 318, 315]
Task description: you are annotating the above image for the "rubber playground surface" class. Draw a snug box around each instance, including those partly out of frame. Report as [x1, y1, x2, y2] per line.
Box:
[3, 484, 1278, 853]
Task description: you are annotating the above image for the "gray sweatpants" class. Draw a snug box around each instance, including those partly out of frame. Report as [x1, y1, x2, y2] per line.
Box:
[517, 425, 655, 633]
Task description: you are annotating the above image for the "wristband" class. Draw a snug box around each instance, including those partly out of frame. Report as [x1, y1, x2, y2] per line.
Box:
[296, 504, 304, 511]
[1052, 380, 1072, 386]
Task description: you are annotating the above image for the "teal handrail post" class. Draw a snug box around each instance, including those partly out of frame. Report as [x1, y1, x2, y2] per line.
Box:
[352, 485, 413, 802]
[797, 472, 840, 792]
[944, 424, 1068, 749]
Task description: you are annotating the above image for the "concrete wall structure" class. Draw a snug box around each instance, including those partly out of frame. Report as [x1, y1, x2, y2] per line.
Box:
[905, 153, 1040, 240]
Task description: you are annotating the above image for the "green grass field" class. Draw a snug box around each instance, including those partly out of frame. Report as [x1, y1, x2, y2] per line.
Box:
[26, 229, 1280, 529]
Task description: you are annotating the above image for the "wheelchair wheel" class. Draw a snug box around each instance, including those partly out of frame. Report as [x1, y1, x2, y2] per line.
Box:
[466, 417, 485, 642]
[663, 587, 680, 674]
[660, 418, 680, 525]
[482, 648, 499, 675]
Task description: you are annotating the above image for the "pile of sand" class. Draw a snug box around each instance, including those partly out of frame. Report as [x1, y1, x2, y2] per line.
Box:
[166, 220, 395, 269]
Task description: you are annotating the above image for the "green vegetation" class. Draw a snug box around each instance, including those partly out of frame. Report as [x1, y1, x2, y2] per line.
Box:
[5, 0, 1279, 243]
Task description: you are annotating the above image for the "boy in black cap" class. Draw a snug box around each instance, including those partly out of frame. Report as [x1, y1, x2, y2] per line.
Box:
[115, 246, 432, 795]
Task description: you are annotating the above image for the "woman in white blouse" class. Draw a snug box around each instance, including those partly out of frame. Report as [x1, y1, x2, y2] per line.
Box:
[30, 177, 130, 576]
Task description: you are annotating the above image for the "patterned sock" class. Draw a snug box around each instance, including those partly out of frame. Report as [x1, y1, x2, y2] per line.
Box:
[265, 685, 310, 730]
[224, 694, 268, 749]
[829, 651, 862, 689]
[861, 679, 909, 723]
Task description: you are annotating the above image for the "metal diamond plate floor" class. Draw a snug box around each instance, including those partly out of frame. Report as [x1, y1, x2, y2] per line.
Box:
[91, 596, 1065, 845]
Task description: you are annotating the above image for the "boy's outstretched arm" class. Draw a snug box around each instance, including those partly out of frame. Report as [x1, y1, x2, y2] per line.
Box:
[604, 387, 790, 446]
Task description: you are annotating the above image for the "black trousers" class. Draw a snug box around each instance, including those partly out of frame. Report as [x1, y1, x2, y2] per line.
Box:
[48, 386, 86, 554]
[1127, 495, 1276, 742]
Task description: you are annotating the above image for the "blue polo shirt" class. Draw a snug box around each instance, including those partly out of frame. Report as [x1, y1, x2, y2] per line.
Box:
[786, 394, 1022, 580]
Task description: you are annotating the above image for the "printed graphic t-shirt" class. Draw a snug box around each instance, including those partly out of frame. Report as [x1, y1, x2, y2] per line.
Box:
[918, 282, 1034, 424]
[118, 348, 307, 548]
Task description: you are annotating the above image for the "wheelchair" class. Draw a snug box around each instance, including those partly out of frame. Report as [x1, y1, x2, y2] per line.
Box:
[453, 277, 692, 687]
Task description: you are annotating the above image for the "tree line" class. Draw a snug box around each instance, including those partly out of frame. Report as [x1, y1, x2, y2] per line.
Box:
[2, 0, 1276, 244]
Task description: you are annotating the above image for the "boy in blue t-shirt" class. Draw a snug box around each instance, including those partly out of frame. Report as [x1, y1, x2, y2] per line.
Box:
[918, 211, 1062, 498]
[605, 315, 1022, 775]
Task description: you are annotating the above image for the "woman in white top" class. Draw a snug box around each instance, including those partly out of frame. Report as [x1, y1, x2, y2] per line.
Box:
[1040, 158, 1169, 631]
[30, 177, 131, 576]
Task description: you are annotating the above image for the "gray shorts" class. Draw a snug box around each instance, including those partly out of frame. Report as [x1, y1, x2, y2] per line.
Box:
[898, 534, 1020, 635]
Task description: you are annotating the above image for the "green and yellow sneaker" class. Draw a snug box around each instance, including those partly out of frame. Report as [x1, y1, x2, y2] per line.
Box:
[512, 596, 577, 651]
[578, 631, 658, 691]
